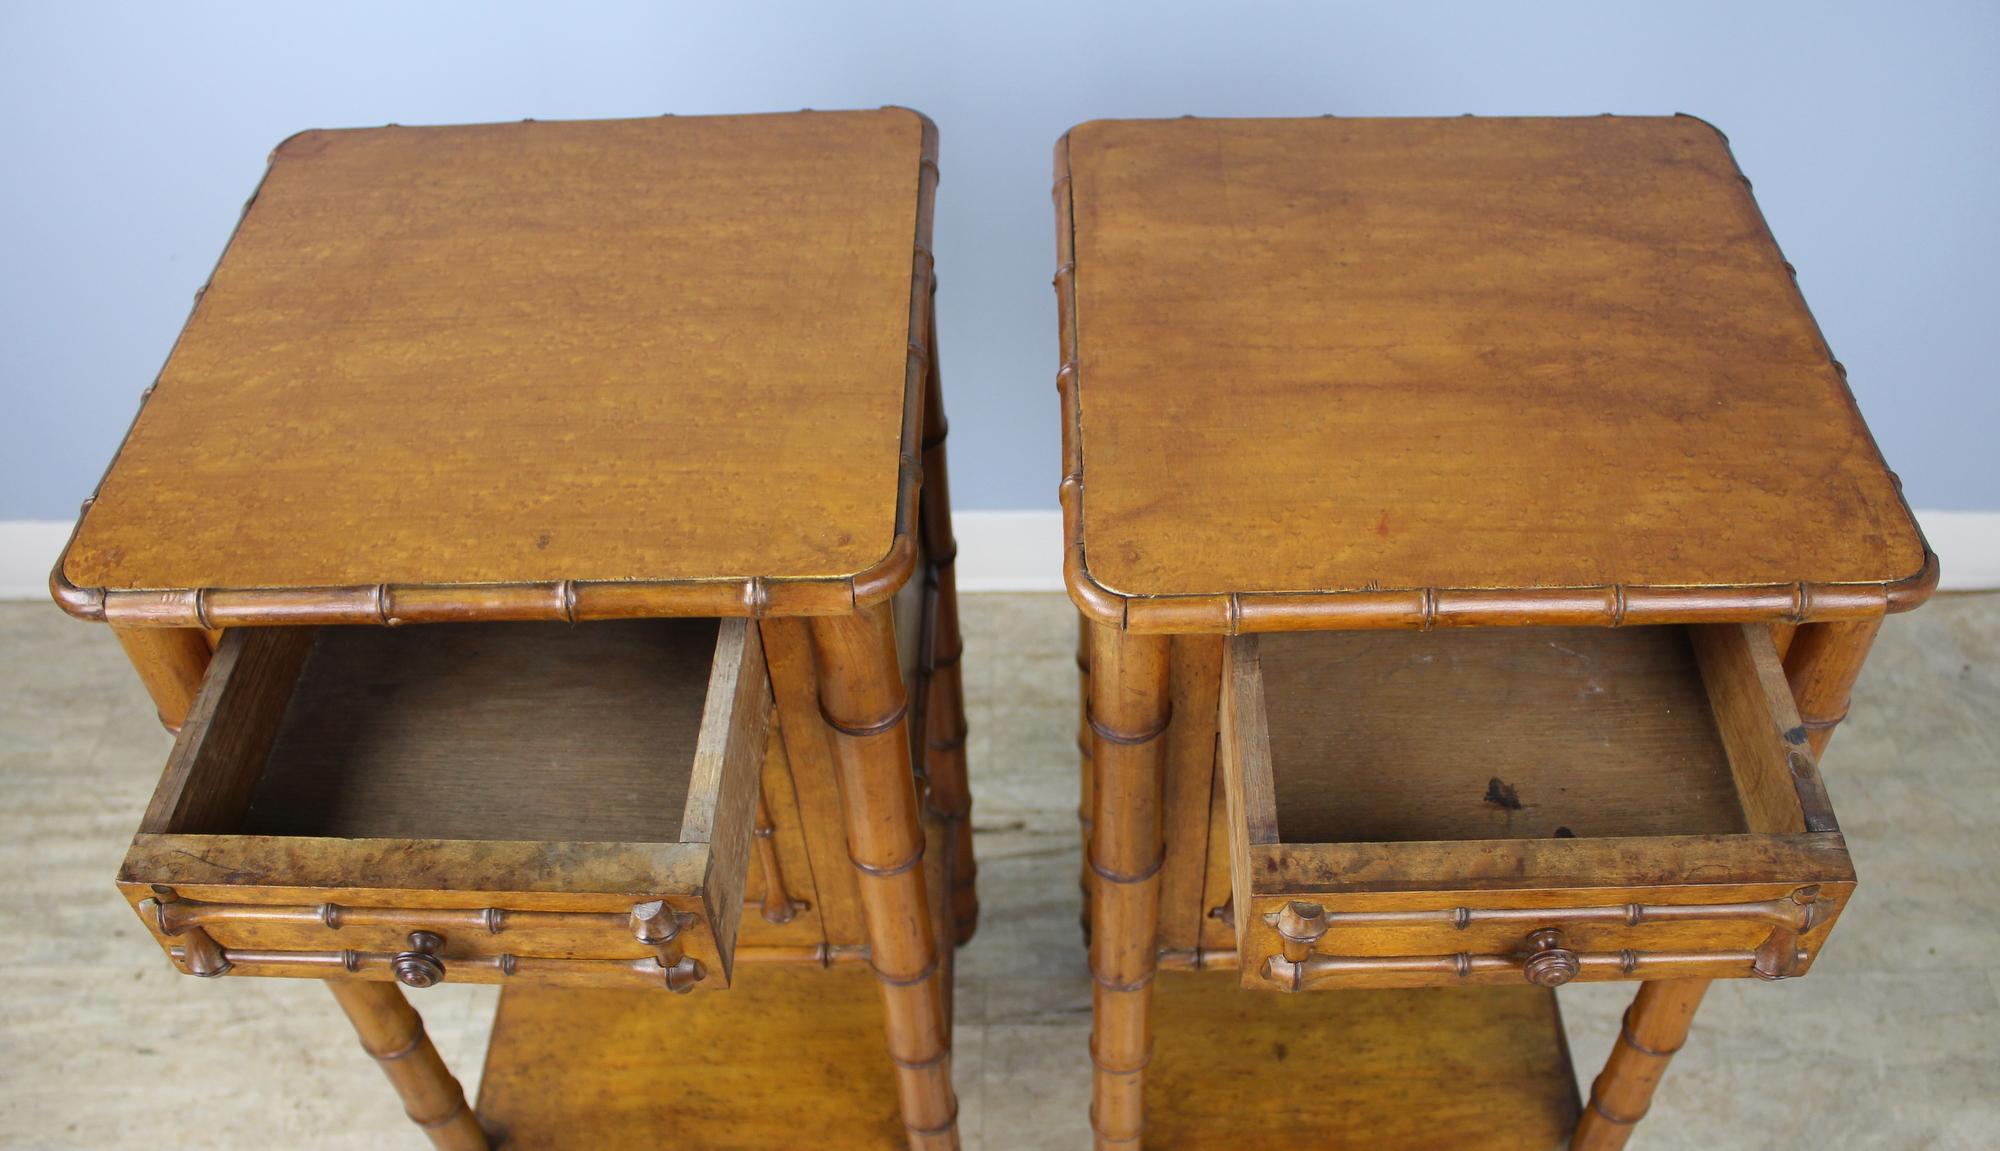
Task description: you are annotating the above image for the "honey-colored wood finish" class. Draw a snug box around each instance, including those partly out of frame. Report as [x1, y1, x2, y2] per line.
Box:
[1057, 114, 1928, 1151]
[478, 966, 905, 1149]
[917, 292, 979, 944]
[57, 110, 942, 627]
[1156, 636, 1225, 953]
[120, 619, 768, 991]
[75, 107, 971, 1151]
[810, 601, 959, 1151]
[1147, 971, 1579, 1150]
[329, 979, 488, 1150]
[1783, 617, 1883, 756]
[763, 617, 869, 948]
[1222, 624, 1851, 991]
[1569, 979, 1711, 1151]
[1053, 116, 1935, 633]
[1086, 624, 1172, 1150]
[110, 624, 213, 731]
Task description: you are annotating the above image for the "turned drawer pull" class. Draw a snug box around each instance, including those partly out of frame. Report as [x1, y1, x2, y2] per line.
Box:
[1520, 930, 1580, 988]
[392, 931, 447, 989]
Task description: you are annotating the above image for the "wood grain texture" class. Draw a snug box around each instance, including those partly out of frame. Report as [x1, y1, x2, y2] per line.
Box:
[1154, 635, 1223, 952]
[121, 618, 764, 989]
[477, 965, 904, 1149]
[1689, 624, 1814, 835]
[690, 618, 770, 981]
[110, 625, 213, 731]
[1571, 979, 1711, 1151]
[244, 620, 717, 843]
[738, 715, 830, 947]
[59, 108, 940, 625]
[1053, 116, 1933, 631]
[1255, 626, 1749, 843]
[762, 617, 867, 946]
[329, 980, 488, 1149]
[141, 627, 315, 835]
[1146, 970, 1578, 1150]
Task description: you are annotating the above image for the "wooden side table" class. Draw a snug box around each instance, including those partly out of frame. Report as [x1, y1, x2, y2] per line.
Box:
[1054, 115, 1935, 1149]
[55, 108, 974, 1151]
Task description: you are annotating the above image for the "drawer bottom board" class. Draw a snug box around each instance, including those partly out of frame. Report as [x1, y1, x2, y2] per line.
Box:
[1149, 971, 1580, 1150]
[477, 964, 903, 1149]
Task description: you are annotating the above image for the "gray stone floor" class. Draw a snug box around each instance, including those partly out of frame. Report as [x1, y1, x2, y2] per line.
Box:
[0, 593, 1994, 1148]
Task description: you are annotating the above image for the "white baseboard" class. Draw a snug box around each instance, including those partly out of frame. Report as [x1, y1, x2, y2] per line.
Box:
[0, 521, 75, 601]
[3, 508, 1993, 602]
[953, 510, 1066, 592]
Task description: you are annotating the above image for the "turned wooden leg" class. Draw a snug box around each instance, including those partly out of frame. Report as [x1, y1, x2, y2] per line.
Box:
[1077, 610, 1095, 942]
[1087, 624, 1171, 1150]
[1783, 617, 1882, 757]
[1571, 978, 1710, 1151]
[327, 980, 487, 1151]
[112, 625, 212, 732]
[811, 602, 960, 1151]
[918, 293, 978, 945]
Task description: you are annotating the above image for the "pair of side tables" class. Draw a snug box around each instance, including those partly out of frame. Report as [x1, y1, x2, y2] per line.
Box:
[54, 109, 1932, 1150]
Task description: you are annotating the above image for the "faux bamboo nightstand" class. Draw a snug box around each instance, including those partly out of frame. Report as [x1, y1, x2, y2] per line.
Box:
[55, 108, 975, 1151]
[1053, 115, 1936, 1150]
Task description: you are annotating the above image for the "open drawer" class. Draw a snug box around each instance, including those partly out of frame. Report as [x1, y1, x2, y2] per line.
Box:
[119, 618, 767, 993]
[1220, 623, 1852, 992]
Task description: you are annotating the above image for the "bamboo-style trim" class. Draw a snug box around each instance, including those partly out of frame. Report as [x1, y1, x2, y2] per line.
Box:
[1261, 890, 1830, 939]
[1570, 978, 1712, 1151]
[1050, 122, 1939, 634]
[914, 278, 978, 945]
[1263, 947, 1781, 991]
[810, 600, 960, 1150]
[328, 980, 489, 1150]
[1084, 624, 1171, 1151]
[52, 107, 941, 629]
[1155, 947, 1238, 971]
[172, 943, 708, 992]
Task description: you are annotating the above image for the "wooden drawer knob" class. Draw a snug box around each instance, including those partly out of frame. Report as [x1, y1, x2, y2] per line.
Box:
[1521, 929, 1580, 987]
[392, 931, 447, 988]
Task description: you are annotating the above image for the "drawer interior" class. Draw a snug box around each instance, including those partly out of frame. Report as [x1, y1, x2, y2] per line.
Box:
[1259, 625, 1750, 845]
[1221, 622, 1851, 990]
[123, 616, 768, 989]
[238, 620, 716, 844]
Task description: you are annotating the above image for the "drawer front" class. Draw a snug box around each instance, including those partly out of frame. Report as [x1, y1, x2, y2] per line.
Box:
[1221, 624, 1856, 992]
[119, 618, 767, 993]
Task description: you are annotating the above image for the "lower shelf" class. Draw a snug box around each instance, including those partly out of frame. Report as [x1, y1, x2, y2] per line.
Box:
[476, 963, 904, 1149]
[1149, 971, 1582, 1150]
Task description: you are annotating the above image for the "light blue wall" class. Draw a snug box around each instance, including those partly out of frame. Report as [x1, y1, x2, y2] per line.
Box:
[3, 2, 1994, 517]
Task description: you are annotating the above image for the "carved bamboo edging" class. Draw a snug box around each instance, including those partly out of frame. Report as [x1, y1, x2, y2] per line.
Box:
[1264, 889, 1830, 942]
[1050, 130, 1937, 635]
[170, 943, 708, 992]
[52, 109, 949, 631]
[1259, 888, 1830, 989]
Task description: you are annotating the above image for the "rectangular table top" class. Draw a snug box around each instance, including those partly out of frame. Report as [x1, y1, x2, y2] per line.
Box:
[59, 109, 937, 626]
[1054, 116, 1933, 632]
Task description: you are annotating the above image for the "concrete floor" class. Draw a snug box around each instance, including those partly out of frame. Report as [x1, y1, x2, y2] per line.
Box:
[1, 593, 1995, 1149]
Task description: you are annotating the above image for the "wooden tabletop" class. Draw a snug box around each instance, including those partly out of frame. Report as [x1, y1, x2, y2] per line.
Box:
[1053, 116, 1934, 633]
[58, 109, 937, 627]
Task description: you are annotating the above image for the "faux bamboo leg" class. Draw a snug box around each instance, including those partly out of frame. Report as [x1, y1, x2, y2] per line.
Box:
[1076, 610, 1095, 942]
[327, 980, 487, 1151]
[1784, 617, 1882, 758]
[1086, 624, 1171, 1151]
[810, 602, 959, 1151]
[1570, 978, 1711, 1151]
[111, 625, 212, 732]
[919, 290, 978, 945]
